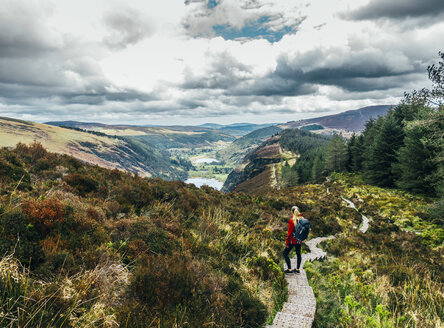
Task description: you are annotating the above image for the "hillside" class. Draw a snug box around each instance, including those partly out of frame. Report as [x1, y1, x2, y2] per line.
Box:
[199, 122, 277, 136]
[0, 144, 335, 327]
[0, 145, 441, 327]
[217, 125, 283, 166]
[0, 117, 187, 179]
[281, 105, 393, 133]
[267, 174, 443, 327]
[222, 129, 330, 193]
[47, 121, 236, 149]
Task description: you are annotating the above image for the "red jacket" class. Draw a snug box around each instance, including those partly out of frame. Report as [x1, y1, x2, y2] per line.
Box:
[286, 214, 303, 246]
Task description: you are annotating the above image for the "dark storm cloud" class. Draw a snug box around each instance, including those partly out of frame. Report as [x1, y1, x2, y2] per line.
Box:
[103, 8, 154, 50]
[180, 45, 427, 100]
[181, 51, 316, 97]
[233, 46, 429, 98]
[232, 76, 317, 96]
[345, 0, 444, 21]
[0, 1, 155, 112]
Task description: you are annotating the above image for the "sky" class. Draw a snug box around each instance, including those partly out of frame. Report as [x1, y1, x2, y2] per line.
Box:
[0, 0, 443, 125]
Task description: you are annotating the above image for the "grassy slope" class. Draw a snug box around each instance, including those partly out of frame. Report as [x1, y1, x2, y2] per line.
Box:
[272, 174, 443, 328]
[47, 121, 236, 150]
[0, 117, 186, 179]
[0, 145, 291, 327]
[0, 144, 441, 327]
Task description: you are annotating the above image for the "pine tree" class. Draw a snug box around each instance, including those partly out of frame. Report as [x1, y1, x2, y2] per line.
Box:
[346, 134, 356, 172]
[395, 121, 437, 195]
[311, 154, 325, 181]
[326, 134, 348, 173]
[282, 164, 299, 187]
[351, 134, 364, 172]
[363, 113, 404, 187]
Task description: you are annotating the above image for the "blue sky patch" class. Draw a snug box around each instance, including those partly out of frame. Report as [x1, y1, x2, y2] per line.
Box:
[212, 16, 296, 42]
[207, 0, 219, 9]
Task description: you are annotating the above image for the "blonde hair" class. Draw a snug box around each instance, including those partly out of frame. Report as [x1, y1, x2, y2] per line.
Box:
[291, 206, 300, 224]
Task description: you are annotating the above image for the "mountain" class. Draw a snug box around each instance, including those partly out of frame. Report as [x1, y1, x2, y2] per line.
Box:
[281, 105, 393, 132]
[222, 129, 331, 193]
[0, 117, 187, 179]
[47, 121, 236, 149]
[199, 122, 277, 136]
[217, 125, 283, 166]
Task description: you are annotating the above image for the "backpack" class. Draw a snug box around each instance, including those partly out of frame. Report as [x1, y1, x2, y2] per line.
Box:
[292, 218, 311, 242]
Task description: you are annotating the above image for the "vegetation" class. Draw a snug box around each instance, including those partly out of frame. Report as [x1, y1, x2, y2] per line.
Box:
[217, 126, 282, 166]
[279, 129, 330, 185]
[304, 174, 443, 328]
[0, 142, 295, 327]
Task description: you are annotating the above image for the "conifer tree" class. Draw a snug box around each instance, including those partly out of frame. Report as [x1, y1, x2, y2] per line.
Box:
[363, 113, 404, 187]
[311, 154, 325, 181]
[326, 134, 348, 173]
[346, 134, 356, 171]
[395, 120, 437, 195]
[352, 134, 365, 172]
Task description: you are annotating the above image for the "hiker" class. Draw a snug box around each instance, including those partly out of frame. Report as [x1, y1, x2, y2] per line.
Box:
[283, 206, 303, 274]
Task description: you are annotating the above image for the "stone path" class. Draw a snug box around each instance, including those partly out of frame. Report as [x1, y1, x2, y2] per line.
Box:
[266, 193, 371, 327]
[271, 164, 281, 190]
[266, 236, 334, 328]
[341, 197, 371, 233]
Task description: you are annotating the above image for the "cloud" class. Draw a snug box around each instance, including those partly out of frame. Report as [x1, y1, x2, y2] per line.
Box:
[0, 0, 155, 110]
[103, 8, 154, 50]
[182, 51, 252, 89]
[0, 0, 443, 125]
[0, 1, 60, 58]
[344, 0, 444, 22]
[183, 0, 305, 42]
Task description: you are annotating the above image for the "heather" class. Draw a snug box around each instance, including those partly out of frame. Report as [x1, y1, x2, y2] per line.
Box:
[0, 142, 291, 327]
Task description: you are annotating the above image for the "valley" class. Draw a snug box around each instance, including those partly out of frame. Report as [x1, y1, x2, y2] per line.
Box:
[0, 101, 442, 327]
[1, 3, 442, 327]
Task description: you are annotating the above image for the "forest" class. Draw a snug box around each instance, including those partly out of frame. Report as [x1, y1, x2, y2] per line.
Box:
[281, 52, 443, 222]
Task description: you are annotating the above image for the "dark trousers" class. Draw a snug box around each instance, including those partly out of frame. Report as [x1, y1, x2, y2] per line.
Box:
[283, 243, 301, 270]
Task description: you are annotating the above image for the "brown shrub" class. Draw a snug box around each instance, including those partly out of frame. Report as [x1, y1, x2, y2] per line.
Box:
[16, 142, 48, 164]
[22, 197, 64, 233]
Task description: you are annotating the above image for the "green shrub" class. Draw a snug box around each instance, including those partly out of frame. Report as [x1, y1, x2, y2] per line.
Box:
[64, 173, 99, 196]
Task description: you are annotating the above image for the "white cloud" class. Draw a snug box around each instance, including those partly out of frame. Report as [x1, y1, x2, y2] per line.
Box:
[0, 0, 442, 125]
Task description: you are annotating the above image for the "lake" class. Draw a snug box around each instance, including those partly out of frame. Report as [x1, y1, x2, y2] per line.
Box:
[193, 158, 219, 164]
[185, 177, 223, 190]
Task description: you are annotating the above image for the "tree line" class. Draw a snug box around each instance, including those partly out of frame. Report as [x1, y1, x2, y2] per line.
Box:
[325, 52, 443, 198]
[280, 52, 443, 217]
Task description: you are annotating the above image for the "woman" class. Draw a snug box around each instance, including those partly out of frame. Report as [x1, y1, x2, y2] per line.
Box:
[283, 206, 303, 274]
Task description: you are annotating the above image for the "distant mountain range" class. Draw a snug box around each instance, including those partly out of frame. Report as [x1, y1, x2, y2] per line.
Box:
[281, 105, 393, 132]
[1, 105, 393, 183]
[198, 122, 276, 136]
[221, 105, 394, 193]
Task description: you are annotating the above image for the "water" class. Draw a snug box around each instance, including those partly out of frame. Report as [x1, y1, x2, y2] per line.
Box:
[185, 177, 223, 190]
[193, 158, 219, 164]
